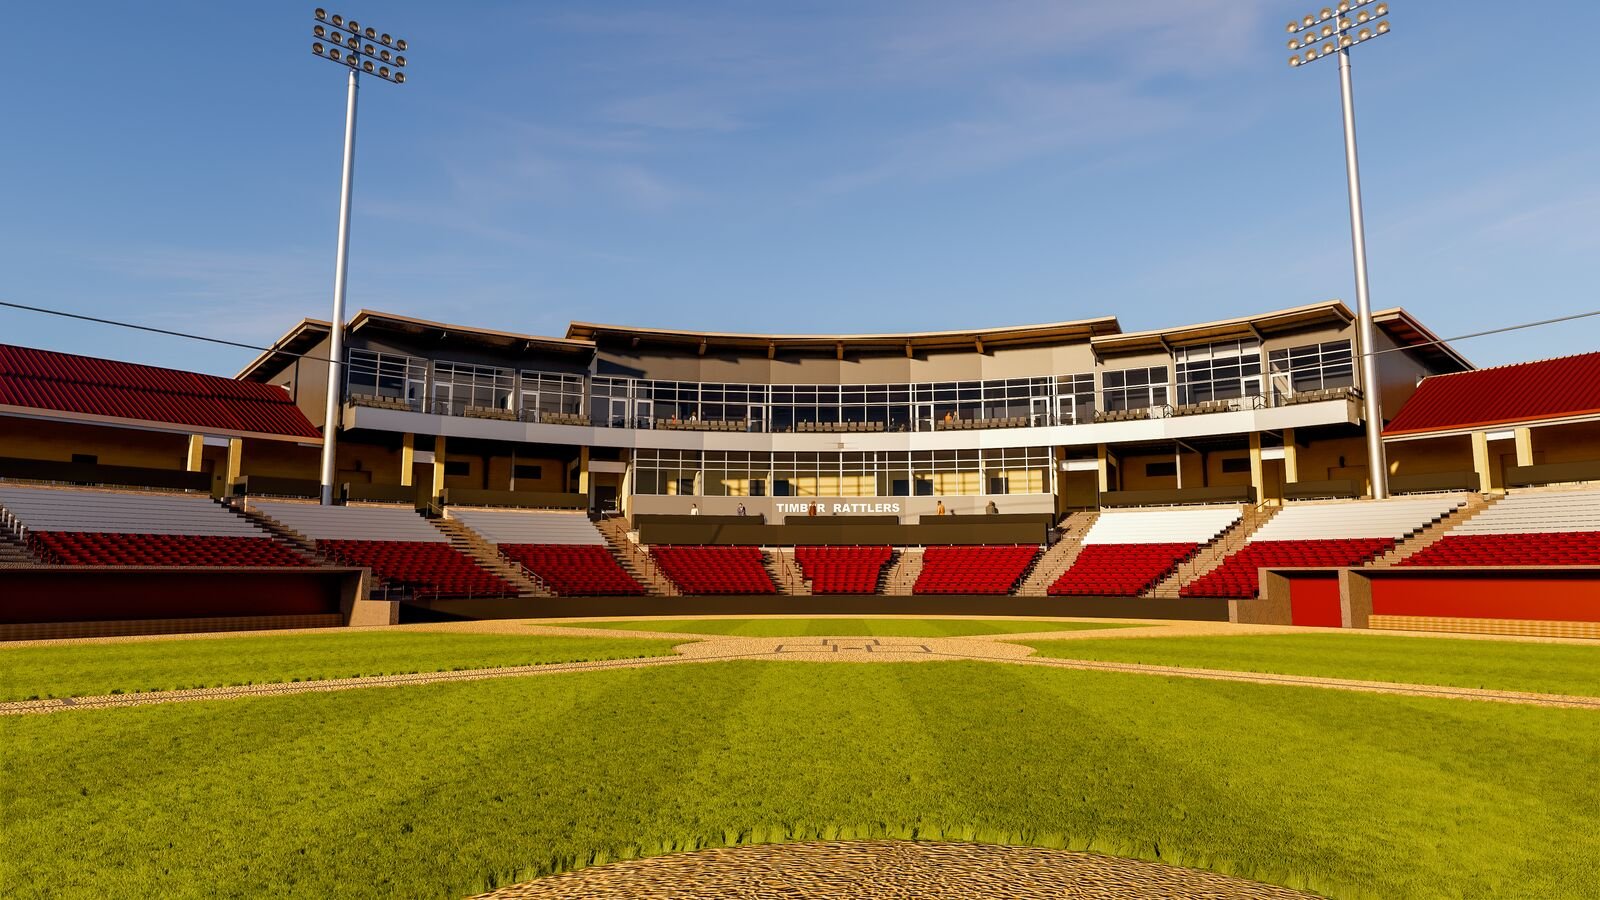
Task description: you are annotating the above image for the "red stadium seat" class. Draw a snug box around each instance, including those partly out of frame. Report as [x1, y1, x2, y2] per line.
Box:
[1399, 532, 1600, 567]
[317, 539, 516, 599]
[1179, 538, 1394, 599]
[1048, 542, 1198, 596]
[28, 532, 307, 568]
[650, 546, 776, 595]
[499, 544, 646, 595]
[913, 545, 1038, 595]
[793, 545, 892, 594]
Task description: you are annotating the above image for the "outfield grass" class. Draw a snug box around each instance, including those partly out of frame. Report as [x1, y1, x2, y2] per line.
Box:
[1020, 632, 1600, 697]
[0, 631, 680, 702]
[5, 661, 1597, 899]
[552, 617, 1133, 637]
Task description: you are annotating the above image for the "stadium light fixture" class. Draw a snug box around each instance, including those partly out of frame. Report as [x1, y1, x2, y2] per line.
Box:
[1284, 0, 1393, 499]
[310, 8, 411, 506]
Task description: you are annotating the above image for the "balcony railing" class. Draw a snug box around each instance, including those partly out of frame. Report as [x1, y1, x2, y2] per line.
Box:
[349, 386, 1353, 432]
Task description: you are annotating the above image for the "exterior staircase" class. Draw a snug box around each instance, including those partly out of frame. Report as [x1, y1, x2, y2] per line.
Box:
[1148, 503, 1278, 598]
[1015, 511, 1099, 596]
[763, 548, 811, 595]
[0, 523, 37, 567]
[431, 517, 551, 598]
[227, 500, 327, 566]
[595, 516, 681, 596]
[881, 548, 924, 595]
[1369, 493, 1497, 567]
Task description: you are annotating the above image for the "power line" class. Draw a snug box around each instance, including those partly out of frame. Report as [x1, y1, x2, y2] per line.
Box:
[2, 296, 1597, 369]
[0, 299, 337, 367]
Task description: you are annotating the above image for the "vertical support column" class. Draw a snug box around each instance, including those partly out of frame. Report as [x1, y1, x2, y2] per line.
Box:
[1282, 427, 1300, 484]
[1248, 432, 1266, 504]
[1471, 430, 1496, 494]
[431, 435, 448, 502]
[1514, 427, 1534, 467]
[577, 446, 592, 496]
[399, 433, 415, 487]
[1095, 444, 1110, 493]
[185, 434, 205, 473]
[225, 439, 243, 485]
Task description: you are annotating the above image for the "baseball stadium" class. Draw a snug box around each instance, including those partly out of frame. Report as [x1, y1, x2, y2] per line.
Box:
[4, 297, 1600, 898]
[5, 3, 1600, 899]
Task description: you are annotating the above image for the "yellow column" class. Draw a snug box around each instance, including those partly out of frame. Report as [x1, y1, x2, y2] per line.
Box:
[1282, 428, 1300, 484]
[577, 446, 591, 495]
[225, 439, 243, 485]
[431, 436, 448, 499]
[1095, 444, 1110, 493]
[1514, 427, 1534, 467]
[185, 434, 205, 472]
[1471, 430, 1495, 493]
[399, 433, 415, 487]
[1248, 432, 1267, 503]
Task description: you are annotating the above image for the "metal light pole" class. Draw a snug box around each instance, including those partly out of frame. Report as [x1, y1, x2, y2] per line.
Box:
[310, 8, 409, 505]
[1286, 2, 1392, 499]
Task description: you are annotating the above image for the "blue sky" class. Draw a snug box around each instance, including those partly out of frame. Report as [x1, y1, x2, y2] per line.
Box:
[1, 1, 1595, 376]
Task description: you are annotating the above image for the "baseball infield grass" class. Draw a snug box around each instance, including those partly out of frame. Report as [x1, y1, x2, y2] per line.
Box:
[1020, 632, 1600, 698]
[552, 617, 1133, 637]
[0, 631, 680, 702]
[6, 660, 1597, 899]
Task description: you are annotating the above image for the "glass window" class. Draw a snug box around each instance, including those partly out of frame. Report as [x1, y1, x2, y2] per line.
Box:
[1176, 339, 1262, 405]
[1268, 340, 1355, 400]
[346, 349, 427, 408]
[1102, 366, 1169, 412]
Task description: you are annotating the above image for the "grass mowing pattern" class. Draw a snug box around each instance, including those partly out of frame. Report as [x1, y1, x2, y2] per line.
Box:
[554, 618, 1133, 637]
[1020, 632, 1600, 698]
[0, 632, 680, 702]
[6, 661, 1599, 899]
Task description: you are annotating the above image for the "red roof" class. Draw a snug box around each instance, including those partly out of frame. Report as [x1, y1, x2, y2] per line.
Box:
[0, 344, 321, 440]
[1384, 351, 1600, 438]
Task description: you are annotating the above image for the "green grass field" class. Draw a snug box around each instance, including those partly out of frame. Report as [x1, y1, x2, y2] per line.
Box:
[6, 660, 1598, 899]
[553, 617, 1132, 637]
[1021, 632, 1600, 697]
[0, 631, 680, 702]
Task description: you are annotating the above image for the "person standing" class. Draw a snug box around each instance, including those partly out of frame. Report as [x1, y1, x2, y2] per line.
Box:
[935, 499, 946, 516]
[736, 502, 747, 517]
[985, 500, 999, 515]
[808, 502, 818, 517]
[689, 503, 700, 516]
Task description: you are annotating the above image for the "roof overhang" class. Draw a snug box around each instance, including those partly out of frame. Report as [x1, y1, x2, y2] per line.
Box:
[1090, 301, 1355, 356]
[566, 316, 1123, 355]
[1373, 307, 1473, 372]
[236, 318, 332, 382]
[0, 404, 325, 445]
[238, 311, 594, 382]
[1384, 409, 1600, 442]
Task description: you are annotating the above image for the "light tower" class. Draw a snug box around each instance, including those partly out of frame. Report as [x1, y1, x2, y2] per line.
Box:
[1286, 2, 1393, 498]
[310, 8, 409, 505]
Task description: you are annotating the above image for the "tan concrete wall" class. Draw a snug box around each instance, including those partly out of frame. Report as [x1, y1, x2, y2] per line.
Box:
[1385, 434, 1473, 477]
[0, 418, 190, 468]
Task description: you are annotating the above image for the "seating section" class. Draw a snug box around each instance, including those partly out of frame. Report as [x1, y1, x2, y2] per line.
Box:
[793, 546, 892, 594]
[651, 546, 776, 594]
[914, 545, 1038, 594]
[500, 544, 645, 595]
[1049, 507, 1239, 596]
[1401, 490, 1600, 567]
[0, 485, 305, 568]
[448, 508, 645, 595]
[1182, 496, 1464, 598]
[30, 532, 306, 567]
[318, 539, 514, 598]
[252, 500, 514, 598]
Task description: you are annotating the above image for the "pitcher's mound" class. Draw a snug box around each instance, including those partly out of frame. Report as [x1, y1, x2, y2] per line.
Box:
[472, 840, 1317, 899]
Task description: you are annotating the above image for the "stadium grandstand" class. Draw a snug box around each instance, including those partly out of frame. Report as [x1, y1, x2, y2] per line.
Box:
[3, 302, 1599, 639]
